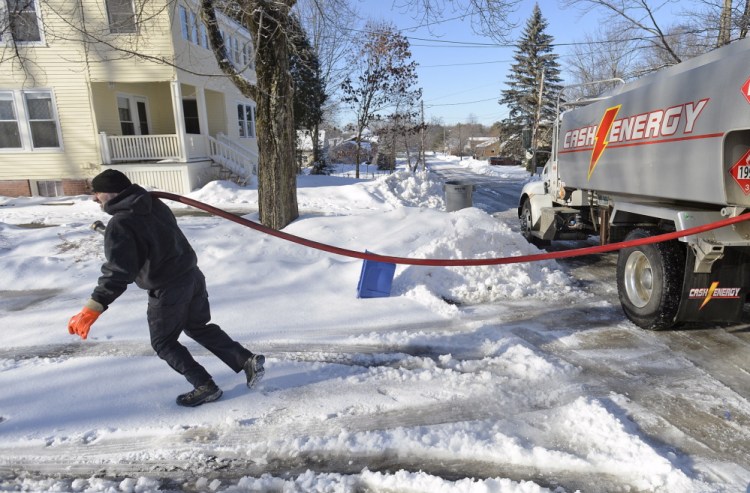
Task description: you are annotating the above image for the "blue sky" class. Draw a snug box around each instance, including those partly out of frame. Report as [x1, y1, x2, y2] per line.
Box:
[347, 0, 658, 126]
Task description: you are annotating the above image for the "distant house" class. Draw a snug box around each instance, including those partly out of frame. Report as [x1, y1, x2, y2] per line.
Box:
[466, 136, 496, 157]
[296, 129, 326, 167]
[329, 131, 378, 164]
[0, 0, 259, 196]
[474, 137, 502, 159]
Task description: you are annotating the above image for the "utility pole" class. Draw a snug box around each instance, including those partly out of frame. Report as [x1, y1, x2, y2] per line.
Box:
[420, 100, 426, 171]
[531, 71, 545, 175]
[458, 123, 462, 160]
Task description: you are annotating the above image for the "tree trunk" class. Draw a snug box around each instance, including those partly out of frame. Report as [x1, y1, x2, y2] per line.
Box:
[312, 123, 321, 166]
[718, 0, 732, 47]
[249, 1, 299, 229]
[355, 129, 363, 179]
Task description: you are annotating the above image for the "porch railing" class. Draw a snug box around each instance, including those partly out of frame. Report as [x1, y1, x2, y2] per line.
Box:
[99, 133, 259, 185]
[100, 133, 181, 163]
[207, 134, 257, 182]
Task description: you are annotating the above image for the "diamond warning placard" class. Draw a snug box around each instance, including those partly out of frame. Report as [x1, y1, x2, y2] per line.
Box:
[730, 148, 750, 195]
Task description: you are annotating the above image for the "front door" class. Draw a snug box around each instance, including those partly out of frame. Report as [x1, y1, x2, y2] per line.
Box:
[117, 95, 150, 135]
[182, 99, 200, 134]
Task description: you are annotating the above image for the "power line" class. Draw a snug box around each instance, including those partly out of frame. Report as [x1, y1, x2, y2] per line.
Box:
[426, 97, 499, 107]
[418, 59, 513, 68]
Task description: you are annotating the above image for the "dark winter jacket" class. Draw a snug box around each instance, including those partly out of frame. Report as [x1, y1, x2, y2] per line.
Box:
[91, 184, 198, 309]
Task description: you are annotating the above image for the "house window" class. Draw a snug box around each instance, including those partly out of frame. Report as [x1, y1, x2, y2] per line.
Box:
[117, 96, 135, 135]
[180, 5, 211, 48]
[36, 180, 63, 197]
[0, 92, 22, 149]
[0, 89, 61, 151]
[237, 103, 255, 138]
[179, 5, 190, 41]
[106, 0, 136, 33]
[24, 91, 60, 148]
[225, 34, 233, 61]
[199, 23, 208, 48]
[243, 42, 255, 69]
[189, 11, 199, 44]
[233, 37, 240, 65]
[6, 0, 42, 43]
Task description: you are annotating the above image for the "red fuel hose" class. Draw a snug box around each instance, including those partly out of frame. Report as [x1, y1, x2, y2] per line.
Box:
[152, 191, 750, 267]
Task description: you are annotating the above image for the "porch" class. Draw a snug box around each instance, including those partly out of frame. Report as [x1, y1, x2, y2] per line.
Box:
[98, 132, 257, 193]
[91, 80, 258, 194]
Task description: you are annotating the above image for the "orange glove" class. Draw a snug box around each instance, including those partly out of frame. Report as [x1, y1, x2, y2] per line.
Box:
[68, 306, 102, 340]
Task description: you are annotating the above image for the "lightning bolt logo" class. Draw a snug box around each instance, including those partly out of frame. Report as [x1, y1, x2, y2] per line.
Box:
[700, 281, 720, 310]
[588, 105, 621, 180]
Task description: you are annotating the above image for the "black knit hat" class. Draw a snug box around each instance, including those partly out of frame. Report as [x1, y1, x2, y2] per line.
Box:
[91, 169, 132, 193]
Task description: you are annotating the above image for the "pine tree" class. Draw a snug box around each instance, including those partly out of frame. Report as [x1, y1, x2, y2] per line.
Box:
[499, 3, 562, 167]
[289, 14, 326, 133]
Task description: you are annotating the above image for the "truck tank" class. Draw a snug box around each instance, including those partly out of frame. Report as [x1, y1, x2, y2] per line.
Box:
[557, 37, 750, 208]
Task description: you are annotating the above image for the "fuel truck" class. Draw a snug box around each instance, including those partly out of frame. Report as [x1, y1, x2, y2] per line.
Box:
[518, 38, 750, 330]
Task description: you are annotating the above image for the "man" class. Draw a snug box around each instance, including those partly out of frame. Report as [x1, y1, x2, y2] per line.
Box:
[68, 169, 265, 407]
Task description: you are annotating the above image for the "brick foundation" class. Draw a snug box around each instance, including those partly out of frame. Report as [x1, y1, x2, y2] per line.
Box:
[62, 179, 91, 196]
[0, 180, 32, 197]
[0, 179, 91, 197]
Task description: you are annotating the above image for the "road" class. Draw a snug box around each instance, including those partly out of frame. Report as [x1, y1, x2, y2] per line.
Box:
[431, 162, 750, 483]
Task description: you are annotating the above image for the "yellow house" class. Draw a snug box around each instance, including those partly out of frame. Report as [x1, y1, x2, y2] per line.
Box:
[0, 0, 258, 196]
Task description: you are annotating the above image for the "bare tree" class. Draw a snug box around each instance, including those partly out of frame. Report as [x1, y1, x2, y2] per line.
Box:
[562, 0, 685, 65]
[567, 24, 639, 94]
[564, 0, 750, 76]
[393, 0, 522, 42]
[682, 0, 750, 44]
[341, 21, 420, 179]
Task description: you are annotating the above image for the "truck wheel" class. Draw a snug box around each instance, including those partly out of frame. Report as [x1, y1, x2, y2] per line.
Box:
[616, 228, 685, 330]
[520, 198, 550, 247]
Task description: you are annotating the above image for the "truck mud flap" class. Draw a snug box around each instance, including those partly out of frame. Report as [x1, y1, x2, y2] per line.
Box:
[675, 248, 750, 324]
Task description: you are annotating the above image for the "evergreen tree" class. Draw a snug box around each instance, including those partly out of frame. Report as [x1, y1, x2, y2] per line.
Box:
[289, 14, 326, 133]
[499, 3, 562, 167]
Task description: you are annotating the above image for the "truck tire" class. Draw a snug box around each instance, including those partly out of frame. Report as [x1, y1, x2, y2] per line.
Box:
[616, 228, 686, 330]
[520, 198, 550, 247]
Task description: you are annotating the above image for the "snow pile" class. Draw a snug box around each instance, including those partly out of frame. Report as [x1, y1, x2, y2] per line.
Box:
[394, 207, 573, 304]
[364, 169, 446, 209]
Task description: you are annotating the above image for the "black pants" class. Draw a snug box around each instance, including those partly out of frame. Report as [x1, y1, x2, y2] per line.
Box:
[146, 268, 252, 388]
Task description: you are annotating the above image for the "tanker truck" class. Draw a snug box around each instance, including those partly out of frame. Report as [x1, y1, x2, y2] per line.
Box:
[518, 38, 750, 330]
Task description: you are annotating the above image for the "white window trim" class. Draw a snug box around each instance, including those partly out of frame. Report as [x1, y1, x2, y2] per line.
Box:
[0, 0, 46, 46]
[237, 101, 256, 139]
[0, 89, 63, 152]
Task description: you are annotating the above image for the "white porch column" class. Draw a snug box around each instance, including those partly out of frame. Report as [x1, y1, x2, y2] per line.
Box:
[196, 86, 209, 137]
[170, 80, 188, 161]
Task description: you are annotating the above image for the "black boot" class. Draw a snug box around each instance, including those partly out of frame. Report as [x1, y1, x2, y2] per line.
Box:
[176, 380, 222, 407]
[243, 354, 265, 389]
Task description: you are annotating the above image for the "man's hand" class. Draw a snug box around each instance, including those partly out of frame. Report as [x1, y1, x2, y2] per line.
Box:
[68, 300, 104, 340]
